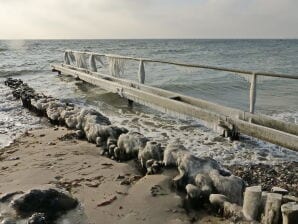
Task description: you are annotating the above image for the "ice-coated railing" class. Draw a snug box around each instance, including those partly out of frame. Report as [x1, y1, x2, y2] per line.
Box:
[63, 50, 298, 114]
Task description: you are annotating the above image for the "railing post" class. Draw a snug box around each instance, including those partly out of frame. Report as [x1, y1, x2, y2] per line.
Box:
[249, 73, 257, 114]
[138, 60, 145, 84]
[64, 51, 70, 65]
[89, 54, 97, 72]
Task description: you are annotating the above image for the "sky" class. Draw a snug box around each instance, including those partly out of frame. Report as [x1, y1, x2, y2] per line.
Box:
[0, 0, 297, 39]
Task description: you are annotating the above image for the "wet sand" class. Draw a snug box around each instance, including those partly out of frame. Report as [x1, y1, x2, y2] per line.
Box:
[0, 127, 229, 224]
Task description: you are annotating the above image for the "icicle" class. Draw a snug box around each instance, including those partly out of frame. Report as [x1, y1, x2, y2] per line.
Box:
[138, 60, 145, 84]
[64, 51, 70, 65]
[74, 52, 88, 69]
[67, 51, 76, 65]
[94, 55, 105, 68]
[107, 56, 126, 77]
[89, 54, 97, 72]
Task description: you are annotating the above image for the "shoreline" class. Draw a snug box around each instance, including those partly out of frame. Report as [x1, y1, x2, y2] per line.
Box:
[0, 77, 297, 223]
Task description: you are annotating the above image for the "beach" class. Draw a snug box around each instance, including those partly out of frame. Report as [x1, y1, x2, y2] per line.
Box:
[1, 127, 233, 224]
[0, 40, 298, 223]
[1, 0, 298, 223]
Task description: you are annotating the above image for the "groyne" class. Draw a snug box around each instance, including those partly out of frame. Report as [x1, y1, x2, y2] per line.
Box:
[1, 77, 297, 224]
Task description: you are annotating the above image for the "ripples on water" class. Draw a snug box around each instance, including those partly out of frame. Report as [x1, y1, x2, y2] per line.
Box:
[0, 39, 297, 164]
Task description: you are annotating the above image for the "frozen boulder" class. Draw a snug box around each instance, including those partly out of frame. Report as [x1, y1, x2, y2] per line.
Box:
[209, 170, 244, 205]
[116, 132, 148, 161]
[138, 141, 163, 168]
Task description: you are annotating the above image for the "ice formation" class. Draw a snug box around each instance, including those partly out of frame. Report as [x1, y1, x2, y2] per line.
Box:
[107, 56, 126, 77]
[138, 60, 145, 84]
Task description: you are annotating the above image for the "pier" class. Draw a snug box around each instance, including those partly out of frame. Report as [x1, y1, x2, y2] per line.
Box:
[51, 50, 298, 151]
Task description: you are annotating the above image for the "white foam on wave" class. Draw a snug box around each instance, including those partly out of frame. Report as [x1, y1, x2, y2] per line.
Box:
[108, 106, 298, 166]
[0, 84, 48, 148]
[272, 111, 298, 124]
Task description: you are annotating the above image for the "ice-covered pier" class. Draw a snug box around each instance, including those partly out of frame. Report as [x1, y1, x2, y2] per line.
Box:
[51, 50, 298, 151]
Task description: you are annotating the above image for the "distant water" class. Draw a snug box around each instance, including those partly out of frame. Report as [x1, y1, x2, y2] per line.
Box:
[0, 39, 297, 163]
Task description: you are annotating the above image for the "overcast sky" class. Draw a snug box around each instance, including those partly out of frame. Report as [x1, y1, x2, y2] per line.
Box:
[0, 0, 297, 39]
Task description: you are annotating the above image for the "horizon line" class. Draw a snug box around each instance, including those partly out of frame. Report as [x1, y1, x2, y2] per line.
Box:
[1, 37, 298, 41]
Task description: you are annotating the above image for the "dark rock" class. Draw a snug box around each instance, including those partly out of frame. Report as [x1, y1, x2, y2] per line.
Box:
[10, 188, 78, 221]
[0, 191, 23, 202]
[75, 130, 84, 139]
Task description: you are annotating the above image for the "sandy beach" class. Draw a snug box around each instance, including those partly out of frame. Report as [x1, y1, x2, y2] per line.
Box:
[0, 127, 232, 224]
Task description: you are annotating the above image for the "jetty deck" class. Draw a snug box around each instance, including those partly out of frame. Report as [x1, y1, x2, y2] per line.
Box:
[51, 51, 298, 151]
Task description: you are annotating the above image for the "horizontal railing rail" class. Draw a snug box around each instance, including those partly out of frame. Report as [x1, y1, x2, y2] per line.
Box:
[63, 50, 298, 114]
[65, 50, 298, 79]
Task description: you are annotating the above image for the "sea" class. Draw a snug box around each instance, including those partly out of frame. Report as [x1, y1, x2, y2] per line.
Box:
[0, 39, 297, 165]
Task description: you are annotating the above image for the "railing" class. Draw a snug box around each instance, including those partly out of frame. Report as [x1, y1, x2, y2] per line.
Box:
[63, 50, 298, 114]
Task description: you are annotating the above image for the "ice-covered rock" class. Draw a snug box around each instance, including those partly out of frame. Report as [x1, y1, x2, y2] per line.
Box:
[138, 141, 163, 168]
[209, 170, 244, 205]
[116, 132, 148, 161]
[163, 143, 188, 167]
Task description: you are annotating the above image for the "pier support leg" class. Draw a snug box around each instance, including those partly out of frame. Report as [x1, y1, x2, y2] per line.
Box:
[218, 121, 239, 140]
[52, 69, 61, 75]
[128, 99, 134, 108]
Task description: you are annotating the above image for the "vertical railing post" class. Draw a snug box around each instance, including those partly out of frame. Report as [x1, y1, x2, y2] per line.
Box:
[89, 54, 97, 72]
[249, 73, 257, 114]
[138, 60, 145, 84]
[64, 51, 70, 65]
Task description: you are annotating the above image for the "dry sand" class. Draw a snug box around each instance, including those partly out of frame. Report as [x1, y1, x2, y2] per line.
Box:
[0, 127, 228, 224]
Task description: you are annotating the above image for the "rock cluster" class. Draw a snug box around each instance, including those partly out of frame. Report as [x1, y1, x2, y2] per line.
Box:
[228, 162, 298, 197]
[163, 143, 245, 206]
[4, 78, 127, 152]
[4, 78, 245, 205]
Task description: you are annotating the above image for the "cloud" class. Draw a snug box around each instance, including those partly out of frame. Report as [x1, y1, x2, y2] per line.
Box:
[0, 0, 297, 39]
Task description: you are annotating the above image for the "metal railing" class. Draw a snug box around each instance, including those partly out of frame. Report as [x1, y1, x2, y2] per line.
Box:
[64, 50, 298, 114]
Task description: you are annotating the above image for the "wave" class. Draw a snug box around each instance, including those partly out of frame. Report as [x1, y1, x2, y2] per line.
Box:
[272, 111, 298, 124]
[0, 69, 44, 77]
[153, 48, 190, 54]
